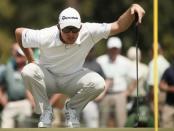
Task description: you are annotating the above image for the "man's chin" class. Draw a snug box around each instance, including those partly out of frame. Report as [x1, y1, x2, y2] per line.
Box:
[67, 41, 76, 44]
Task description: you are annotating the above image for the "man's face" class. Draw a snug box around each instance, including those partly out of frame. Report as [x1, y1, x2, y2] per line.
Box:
[108, 48, 120, 61]
[60, 26, 81, 44]
[108, 48, 120, 56]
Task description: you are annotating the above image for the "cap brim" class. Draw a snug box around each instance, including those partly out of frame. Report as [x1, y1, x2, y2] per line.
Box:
[59, 21, 81, 29]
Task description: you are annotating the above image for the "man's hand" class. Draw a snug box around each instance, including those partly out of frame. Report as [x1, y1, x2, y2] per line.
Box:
[130, 4, 145, 24]
[110, 3, 145, 36]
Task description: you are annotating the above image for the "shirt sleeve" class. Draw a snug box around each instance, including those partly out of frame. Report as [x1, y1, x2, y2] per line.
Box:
[86, 23, 111, 43]
[22, 26, 57, 48]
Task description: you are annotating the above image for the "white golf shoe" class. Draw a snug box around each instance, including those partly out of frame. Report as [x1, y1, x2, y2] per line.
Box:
[38, 110, 53, 128]
[64, 102, 80, 128]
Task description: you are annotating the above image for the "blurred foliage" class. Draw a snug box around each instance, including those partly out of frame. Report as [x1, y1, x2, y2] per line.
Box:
[159, 0, 174, 62]
[0, 0, 173, 64]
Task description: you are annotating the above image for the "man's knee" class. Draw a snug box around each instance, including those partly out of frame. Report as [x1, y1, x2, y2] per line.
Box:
[91, 76, 105, 93]
[21, 63, 43, 79]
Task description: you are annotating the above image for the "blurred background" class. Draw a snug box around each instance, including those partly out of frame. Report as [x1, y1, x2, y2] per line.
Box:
[0, 0, 174, 63]
[0, 0, 174, 128]
[1, 0, 174, 63]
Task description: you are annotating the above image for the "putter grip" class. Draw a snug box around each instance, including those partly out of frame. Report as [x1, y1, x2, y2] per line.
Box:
[135, 13, 139, 25]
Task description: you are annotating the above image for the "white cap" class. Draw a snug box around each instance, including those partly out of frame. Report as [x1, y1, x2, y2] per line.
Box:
[127, 46, 141, 61]
[107, 37, 122, 49]
[13, 43, 25, 56]
[17, 47, 25, 56]
[58, 7, 81, 29]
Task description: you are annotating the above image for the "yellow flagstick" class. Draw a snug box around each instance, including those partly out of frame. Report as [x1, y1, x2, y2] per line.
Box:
[153, 0, 159, 131]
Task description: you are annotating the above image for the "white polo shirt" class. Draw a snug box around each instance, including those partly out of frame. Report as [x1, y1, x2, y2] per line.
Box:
[97, 54, 131, 92]
[22, 23, 111, 76]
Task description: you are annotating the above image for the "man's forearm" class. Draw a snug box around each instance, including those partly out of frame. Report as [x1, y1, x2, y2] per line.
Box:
[22, 48, 35, 63]
[167, 86, 174, 93]
[110, 7, 135, 36]
[110, 4, 145, 36]
[117, 7, 135, 31]
[15, 28, 35, 63]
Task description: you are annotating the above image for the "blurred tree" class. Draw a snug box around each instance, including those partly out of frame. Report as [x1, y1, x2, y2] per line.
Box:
[0, 0, 15, 63]
[0, 0, 173, 64]
[159, 0, 174, 62]
[0, 0, 15, 19]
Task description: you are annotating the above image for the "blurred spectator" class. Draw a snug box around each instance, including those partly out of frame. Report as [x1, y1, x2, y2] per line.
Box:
[0, 43, 33, 128]
[126, 47, 148, 113]
[97, 37, 131, 127]
[159, 64, 174, 128]
[146, 44, 170, 125]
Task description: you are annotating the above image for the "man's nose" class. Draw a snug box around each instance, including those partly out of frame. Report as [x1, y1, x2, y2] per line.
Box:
[67, 32, 75, 36]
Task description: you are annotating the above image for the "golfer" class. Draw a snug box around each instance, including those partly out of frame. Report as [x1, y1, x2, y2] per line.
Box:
[15, 4, 145, 128]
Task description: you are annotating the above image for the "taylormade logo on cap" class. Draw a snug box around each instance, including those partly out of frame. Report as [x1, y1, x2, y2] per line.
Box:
[59, 7, 81, 29]
[61, 16, 78, 20]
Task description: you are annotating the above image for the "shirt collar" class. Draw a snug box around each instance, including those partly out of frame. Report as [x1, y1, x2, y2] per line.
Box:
[75, 34, 81, 45]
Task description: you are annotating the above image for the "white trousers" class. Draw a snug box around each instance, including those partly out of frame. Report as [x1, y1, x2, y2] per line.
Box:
[99, 92, 127, 127]
[21, 63, 105, 115]
[1, 99, 32, 128]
